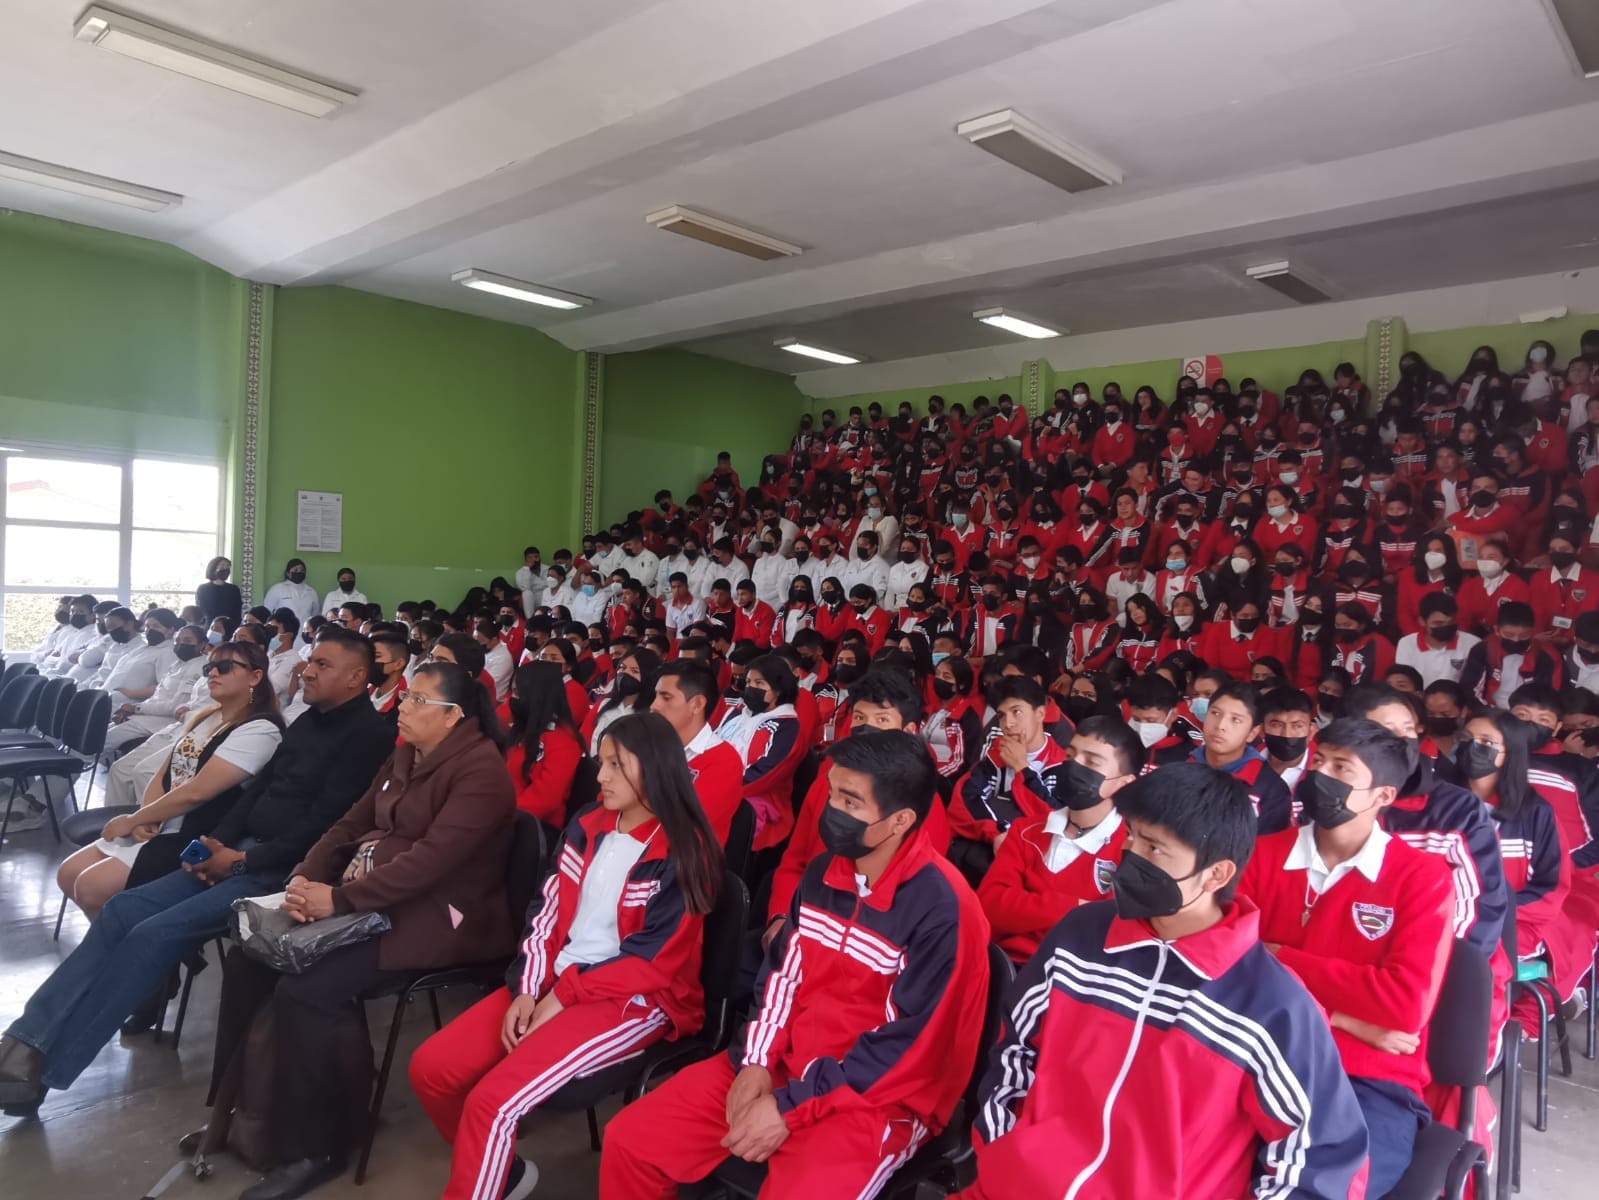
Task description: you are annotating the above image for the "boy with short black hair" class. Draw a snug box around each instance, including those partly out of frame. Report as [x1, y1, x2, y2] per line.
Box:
[1261, 687, 1316, 797]
[950, 677, 1068, 850]
[1191, 681, 1291, 833]
[965, 764, 1369, 1199]
[1239, 718, 1454, 1197]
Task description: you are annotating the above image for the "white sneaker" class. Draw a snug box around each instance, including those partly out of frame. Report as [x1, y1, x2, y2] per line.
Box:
[2, 802, 49, 833]
[502, 1156, 539, 1200]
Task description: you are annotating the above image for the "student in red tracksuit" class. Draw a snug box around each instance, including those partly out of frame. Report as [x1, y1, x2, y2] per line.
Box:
[848, 586, 894, 655]
[1528, 537, 1599, 648]
[533, 638, 592, 726]
[962, 764, 1370, 1200]
[978, 716, 1143, 964]
[503, 663, 585, 828]
[408, 713, 723, 1200]
[733, 582, 779, 649]
[1238, 719, 1454, 1198]
[600, 730, 990, 1199]
[950, 676, 1069, 850]
[716, 654, 807, 850]
[650, 659, 746, 841]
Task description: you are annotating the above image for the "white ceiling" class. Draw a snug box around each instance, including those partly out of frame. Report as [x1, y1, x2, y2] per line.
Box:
[4, 0, 1598, 373]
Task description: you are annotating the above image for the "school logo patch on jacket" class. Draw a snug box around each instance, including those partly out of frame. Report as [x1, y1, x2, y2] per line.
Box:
[1093, 857, 1116, 894]
[1352, 902, 1394, 940]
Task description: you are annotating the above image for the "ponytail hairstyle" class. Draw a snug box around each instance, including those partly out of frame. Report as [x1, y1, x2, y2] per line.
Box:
[434, 631, 486, 679]
[413, 660, 507, 751]
[599, 712, 723, 917]
[1472, 708, 1534, 822]
[508, 662, 575, 783]
[209, 639, 279, 717]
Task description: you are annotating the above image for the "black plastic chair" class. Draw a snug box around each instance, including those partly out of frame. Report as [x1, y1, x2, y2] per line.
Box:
[0, 674, 47, 746]
[0, 660, 35, 693]
[723, 801, 755, 884]
[0, 688, 111, 846]
[706, 941, 1015, 1199]
[1380, 940, 1491, 1200]
[353, 811, 549, 1185]
[1502, 903, 1573, 1136]
[539, 873, 751, 1153]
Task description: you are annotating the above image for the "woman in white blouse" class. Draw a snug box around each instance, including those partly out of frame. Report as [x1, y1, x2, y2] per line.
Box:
[56, 641, 285, 922]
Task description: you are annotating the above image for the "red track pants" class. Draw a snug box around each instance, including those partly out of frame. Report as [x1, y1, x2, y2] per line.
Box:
[408, 987, 669, 1200]
[598, 1053, 928, 1199]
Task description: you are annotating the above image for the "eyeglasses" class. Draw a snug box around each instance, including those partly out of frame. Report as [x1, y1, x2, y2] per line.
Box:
[202, 660, 240, 677]
[404, 694, 460, 713]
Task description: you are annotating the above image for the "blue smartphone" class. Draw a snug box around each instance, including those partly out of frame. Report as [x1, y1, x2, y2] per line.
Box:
[180, 839, 212, 865]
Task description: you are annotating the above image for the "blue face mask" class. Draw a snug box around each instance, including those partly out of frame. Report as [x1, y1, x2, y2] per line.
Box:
[1189, 695, 1210, 722]
[581, 584, 597, 596]
[206, 630, 224, 646]
[931, 652, 949, 666]
[952, 513, 969, 529]
[1165, 559, 1186, 573]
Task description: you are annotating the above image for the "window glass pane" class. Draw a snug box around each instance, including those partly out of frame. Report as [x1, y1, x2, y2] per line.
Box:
[2, 593, 72, 655]
[3, 524, 120, 588]
[132, 459, 219, 532]
[131, 529, 214, 597]
[131, 589, 194, 618]
[4, 457, 122, 524]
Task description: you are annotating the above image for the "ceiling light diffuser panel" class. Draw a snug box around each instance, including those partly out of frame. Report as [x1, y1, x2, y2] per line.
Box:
[1244, 261, 1332, 305]
[451, 269, 592, 310]
[0, 149, 181, 211]
[774, 338, 860, 365]
[645, 206, 803, 260]
[956, 109, 1122, 194]
[973, 307, 1063, 339]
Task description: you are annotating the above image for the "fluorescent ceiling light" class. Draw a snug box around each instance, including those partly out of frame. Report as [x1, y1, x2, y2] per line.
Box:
[1244, 260, 1331, 305]
[645, 206, 803, 260]
[1520, 305, 1569, 324]
[73, 5, 359, 118]
[774, 338, 860, 366]
[451, 269, 592, 310]
[973, 307, 1063, 340]
[1541, 0, 1599, 78]
[956, 109, 1122, 194]
[0, 149, 180, 211]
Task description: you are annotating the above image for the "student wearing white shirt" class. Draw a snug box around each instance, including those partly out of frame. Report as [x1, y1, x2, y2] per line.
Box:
[1262, 688, 1316, 800]
[261, 559, 321, 625]
[616, 529, 661, 592]
[541, 565, 576, 613]
[841, 530, 890, 599]
[321, 567, 367, 616]
[90, 608, 161, 697]
[1567, 612, 1599, 693]
[513, 547, 546, 618]
[42, 599, 106, 678]
[102, 625, 209, 758]
[28, 598, 76, 665]
[569, 572, 609, 626]
[884, 537, 929, 612]
[855, 497, 899, 563]
[264, 608, 305, 706]
[663, 573, 706, 640]
[749, 535, 797, 609]
[475, 620, 515, 702]
[1394, 594, 1480, 687]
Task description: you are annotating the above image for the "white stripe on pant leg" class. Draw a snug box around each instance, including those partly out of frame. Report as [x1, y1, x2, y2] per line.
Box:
[469, 1012, 669, 1200]
[853, 1118, 928, 1200]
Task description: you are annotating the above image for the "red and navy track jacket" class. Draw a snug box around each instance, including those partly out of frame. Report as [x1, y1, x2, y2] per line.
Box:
[739, 829, 991, 1134]
[950, 730, 1069, 845]
[508, 806, 705, 1038]
[1486, 790, 1570, 956]
[967, 900, 1370, 1200]
[977, 811, 1127, 965]
[1379, 762, 1509, 960]
[1188, 745, 1292, 836]
[1239, 829, 1453, 1098]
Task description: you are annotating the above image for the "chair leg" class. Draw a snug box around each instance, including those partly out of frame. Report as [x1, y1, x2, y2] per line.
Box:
[53, 893, 68, 941]
[428, 989, 443, 1031]
[586, 1106, 601, 1153]
[1530, 985, 1551, 1132]
[1586, 956, 1597, 1060]
[152, 965, 180, 1045]
[171, 965, 197, 1051]
[355, 993, 410, 1186]
[0, 777, 19, 849]
[1496, 1026, 1521, 1200]
[42, 775, 62, 843]
[1535, 979, 1573, 1078]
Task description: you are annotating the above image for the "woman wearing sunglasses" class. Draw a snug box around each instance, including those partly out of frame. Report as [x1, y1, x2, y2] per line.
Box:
[60, 639, 284, 930]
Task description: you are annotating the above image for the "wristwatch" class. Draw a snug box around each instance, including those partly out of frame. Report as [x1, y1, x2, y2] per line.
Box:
[230, 857, 248, 877]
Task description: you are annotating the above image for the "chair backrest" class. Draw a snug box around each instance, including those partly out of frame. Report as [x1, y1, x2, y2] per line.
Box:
[0, 661, 34, 692]
[1500, 899, 1518, 965]
[723, 800, 755, 883]
[700, 873, 751, 1050]
[1427, 939, 1493, 1089]
[35, 677, 76, 740]
[565, 755, 601, 826]
[61, 689, 113, 759]
[0, 673, 46, 731]
[505, 810, 549, 927]
[962, 943, 1017, 1118]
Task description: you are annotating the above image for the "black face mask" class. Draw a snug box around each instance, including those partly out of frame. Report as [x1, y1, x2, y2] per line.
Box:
[1296, 771, 1360, 830]
[368, 662, 392, 689]
[982, 594, 1001, 612]
[1235, 617, 1260, 634]
[741, 687, 770, 715]
[1457, 740, 1500, 780]
[1273, 562, 1296, 578]
[144, 629, 166, 646]
[832, 661, 864, 686]
[70, 612, 90, 628]
[614, 673, 642, 698]
[339, 579, 356, 593]
[408, 638, 424, 659]
[108, 626, 133, 644]
[1330, 503, 1358, 520]
[1499, 636, 1530, 655]
[1110, 851, 1197, 921]
[793, 550, 810, 564]
[54, 608, 69, 625]
[856, 547, 874, 561]
[1429, 623, 1457, 644]
[684, 548, 701, 561]
[898, 550, 917, 564]
[1264, 733, 1308, 762]
[1425, 715, 1458, 739]
[818, 804, 887, 859]
[288, 571, 306, 584]
[173, 642, 204, 662]
[499, 614, 517, 629]
[822, 591, 841, 607]
[932, 677, 957, 701]
[1470, 490, 1496, 509]
[1317, 692, 1343, 717]
[1338, 563, 1367, 584]
[1551, 550, 1578, 571]
[1335, 627, 1362, 644]
[1059, 760, 1108, 811]
[909, 596, 931, 612]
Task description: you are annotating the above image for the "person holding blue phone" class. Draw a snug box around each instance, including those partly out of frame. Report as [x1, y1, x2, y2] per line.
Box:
[0, 627, 394, 1116]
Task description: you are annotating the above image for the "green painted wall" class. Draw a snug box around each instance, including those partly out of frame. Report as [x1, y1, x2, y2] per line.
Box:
[813, 374, 1024, 419]
[598, 349, 807, 528]
[0, 210, 246, 458]
[265, 287, 583, 609]
[1406, 313, 1598, 379]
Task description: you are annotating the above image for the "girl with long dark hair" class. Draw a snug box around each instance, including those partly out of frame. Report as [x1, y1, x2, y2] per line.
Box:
[505, 662, 583, 829]
[582, 647, 661, 753]
[410, 712, 722, 1200]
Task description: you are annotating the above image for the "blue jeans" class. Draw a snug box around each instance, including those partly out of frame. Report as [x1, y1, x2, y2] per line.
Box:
[7, 858, 277, 1089]
[1352, 1076, 1430, 1197]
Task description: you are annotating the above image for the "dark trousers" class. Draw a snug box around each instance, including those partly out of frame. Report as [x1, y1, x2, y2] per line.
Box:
[215, 939, 406, 1164]
[1352, 1076, 1430, 1197]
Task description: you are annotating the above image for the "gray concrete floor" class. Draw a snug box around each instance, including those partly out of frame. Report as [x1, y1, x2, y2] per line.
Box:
[2, 796, 1597, 1199]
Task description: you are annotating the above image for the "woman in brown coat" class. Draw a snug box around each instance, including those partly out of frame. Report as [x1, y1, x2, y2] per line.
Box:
[226, 661, 517, 1200]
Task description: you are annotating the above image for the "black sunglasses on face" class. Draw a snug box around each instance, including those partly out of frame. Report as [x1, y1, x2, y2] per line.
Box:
[203, 660, 241, 677]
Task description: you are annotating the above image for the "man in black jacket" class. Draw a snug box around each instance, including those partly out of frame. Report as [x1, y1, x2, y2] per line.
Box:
[0, 627, 394, 1112]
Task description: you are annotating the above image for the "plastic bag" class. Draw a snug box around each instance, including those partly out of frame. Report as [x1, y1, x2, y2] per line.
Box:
[230, 892, 390, 975]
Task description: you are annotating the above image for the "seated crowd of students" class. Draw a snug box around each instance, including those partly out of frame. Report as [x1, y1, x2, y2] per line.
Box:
[2, 332, 1599, 1199]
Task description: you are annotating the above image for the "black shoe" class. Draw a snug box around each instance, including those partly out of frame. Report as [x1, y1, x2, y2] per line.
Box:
[178, 1125, 208, 1156]
[0, 1036, 44, 1110]
[121, 972, 181, 1036]
[238, 1155, 345, 1200]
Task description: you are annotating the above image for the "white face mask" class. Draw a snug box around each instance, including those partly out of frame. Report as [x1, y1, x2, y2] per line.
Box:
[1530, 346, 1550, 364]
[1130, 720, 1169, 748]
[1329, 408, 1346, 422]
[1267, 504, 1289, 520]
[1193, 401, 1210, 416]
[547, 577, 560, 590]
[1477, 558, 1505, 579]
[1280, 471, 1300, 485]
[1424, 551, 1447, 571]
[1021, 555, 1040, 570]
[1173, 614, 1194, 631]
[1230, 555, 1252, 575]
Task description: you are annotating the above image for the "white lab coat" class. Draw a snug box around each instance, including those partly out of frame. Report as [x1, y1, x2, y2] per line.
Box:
[39, 623, 100, 676]
[856, 514, 901, 562]
[268, 645, 301, 706]
[885, 559, 930, 611]
[100, 640, 175, 704]
[841, 554, 891, 603]
[617, 550, 661, 591]
[570, 589, 609, 626]
[321, 587, 369, 614]
[262, 579, 321, 624]
[515, 565, 546, 618]
[751, 553, 799, 609]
